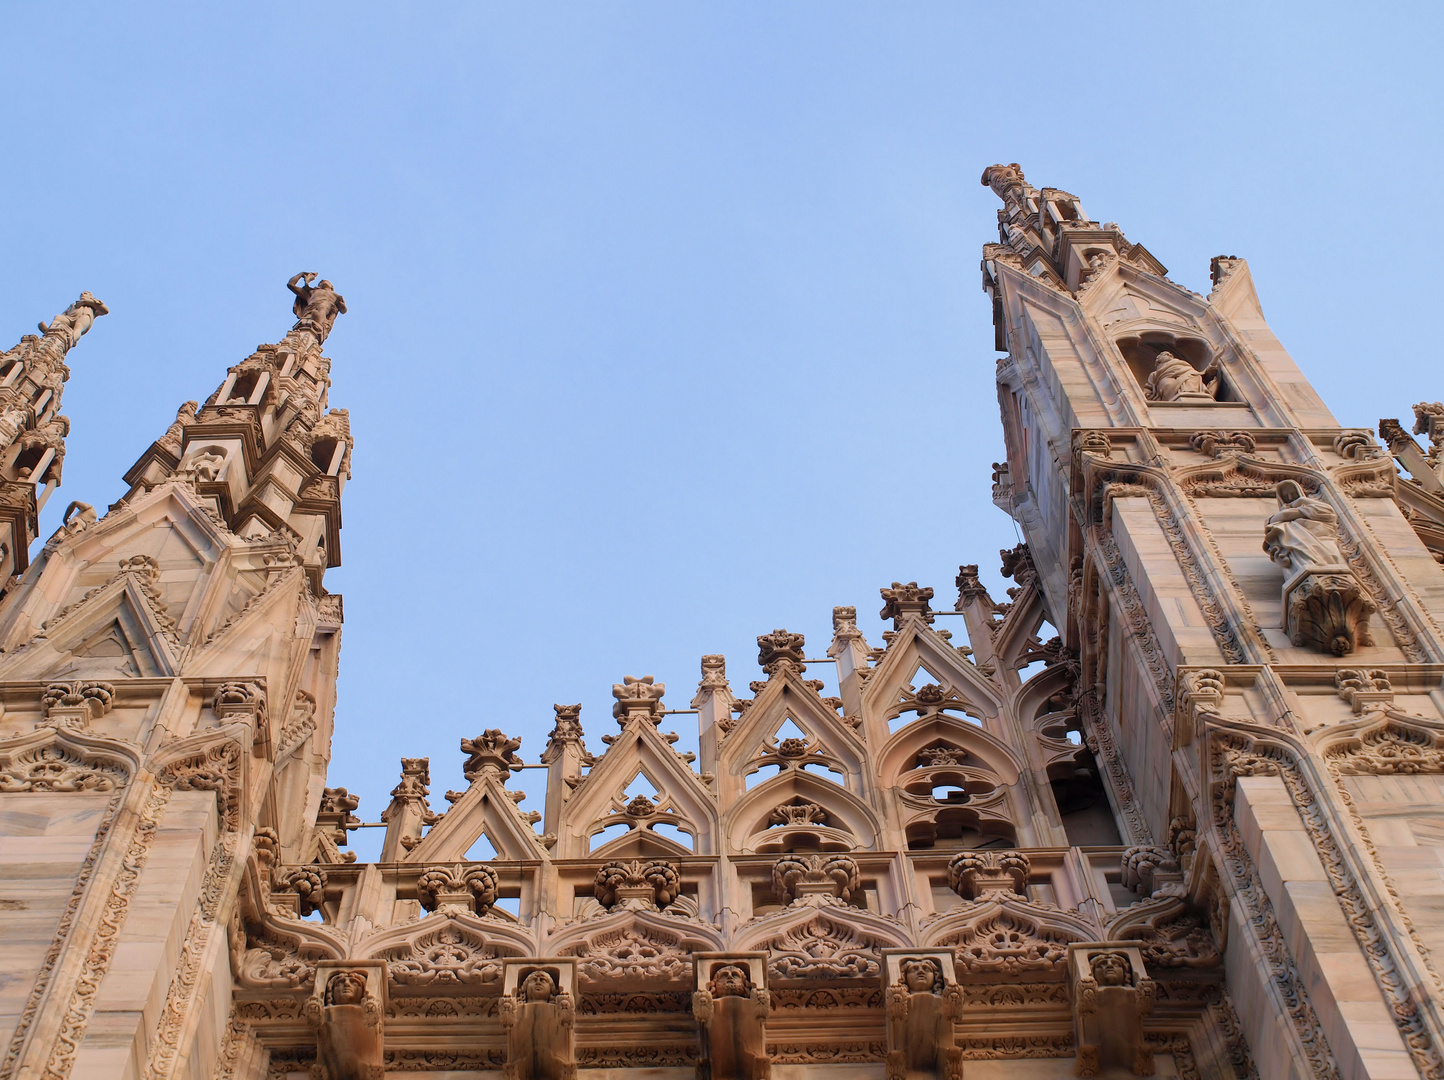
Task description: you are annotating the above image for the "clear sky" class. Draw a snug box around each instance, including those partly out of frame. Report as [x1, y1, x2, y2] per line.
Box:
[3, 3, 1440, 858]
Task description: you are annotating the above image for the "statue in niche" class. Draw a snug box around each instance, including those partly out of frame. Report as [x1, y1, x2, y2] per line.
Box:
[313, 970, 384, 1080]
[884, 958, 964, 1080]
[1263, 480, 1343, 575]
[1143, 350, 1219, 402]
[1262, 478, 1375, 654]
[1071, 947, 1155, 1077]
[694, 962, 770, 1080]
[501, 967, 577, 1080]
[288, 272, 348, 342]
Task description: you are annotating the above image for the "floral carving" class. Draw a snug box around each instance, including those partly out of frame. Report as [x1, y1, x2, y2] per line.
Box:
[593, 860, 680, 910]
[938, 908, 1074, 978]
[947, 850, 1029, 900]
[561, 925, 694, 985]
[159, 739, 244, 830]
[384, 925, 511, 987]
[0, 743, 126, 792]
[1189, 430, 1256, 456]
[275, 866, 327, 916]
[416, 864, 500, 915]
[612, 675, 666, 724]
[772, 853, 859, 905]
[880, 581, 934, 627]
[40, 681, 115, 726]
[460, 729, 522, 779]
[765, 914, 884, 981]
[757, 629, 806, 674]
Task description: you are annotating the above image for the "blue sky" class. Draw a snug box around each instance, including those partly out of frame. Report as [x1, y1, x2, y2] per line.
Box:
[3, 3, 1440, 858]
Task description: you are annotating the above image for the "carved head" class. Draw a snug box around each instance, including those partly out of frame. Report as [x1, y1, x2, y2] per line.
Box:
[1275, 479, 1305, 507]
[520, 968, 557, 1003]
[709, 964, 751, 998]
[901, 957, 943, 995]
[325, 970, 367, 1006]
[1152, 350, 1180, 369]
[1089, 951, 1132, 988]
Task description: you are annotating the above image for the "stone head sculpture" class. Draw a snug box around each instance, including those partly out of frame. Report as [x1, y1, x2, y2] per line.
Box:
[520, 968, 557, 1003]
[901, 957, 944, 995]
[325, 970, 367, 1007]
[1090, 951, 1132, 988]
[709, 963, 752, 999]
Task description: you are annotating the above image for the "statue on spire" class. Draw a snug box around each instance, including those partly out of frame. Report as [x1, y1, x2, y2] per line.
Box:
[288, 273, 347, 342]
[981, 163, 1028, 204]
[37, 292, 108, 351]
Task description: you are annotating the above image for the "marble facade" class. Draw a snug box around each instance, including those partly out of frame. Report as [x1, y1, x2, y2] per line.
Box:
[1, 169, 1442, 1079]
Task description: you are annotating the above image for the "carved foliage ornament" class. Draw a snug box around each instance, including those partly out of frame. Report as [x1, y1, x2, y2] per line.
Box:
[416, 863, 500, 915]
[947, 850, 1029, 900]
[0, 741, 127, 792]
[384, 924, 512, 987]
[594, 859, 680, 910]
[765, 914, 884, 981]
[772, 853, 859, 906]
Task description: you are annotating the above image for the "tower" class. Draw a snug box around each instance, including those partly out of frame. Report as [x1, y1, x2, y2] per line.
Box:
[983, 162, 1444, 1079]
[1, 173, 1441, 1080]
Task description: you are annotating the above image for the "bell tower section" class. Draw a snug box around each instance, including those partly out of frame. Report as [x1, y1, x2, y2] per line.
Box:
[982, 163, 1444, 1080]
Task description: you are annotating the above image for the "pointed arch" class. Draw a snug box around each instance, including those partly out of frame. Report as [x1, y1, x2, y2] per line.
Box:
[544, 909, 723, 988]
[922, 898, 1097, 980]
[556, 717, 718, 859]
[862, 620, 1003, 728]
[405, 772, 546, 863]
[356, 912, 534, 989]
[0, 725, 139, 790]
[733, 903, 911, 984]
[877, 716, 1022, 787]
[725, 769, 880, 853]
[716, 669, 867, 799]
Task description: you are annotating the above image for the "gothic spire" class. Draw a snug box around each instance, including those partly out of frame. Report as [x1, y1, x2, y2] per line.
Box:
[0, 292, 108, 579]
[122, 274, 352, 589]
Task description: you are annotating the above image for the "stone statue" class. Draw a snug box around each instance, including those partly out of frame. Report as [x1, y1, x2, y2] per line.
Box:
[1143, 350, 1219, 402]
[37, 292, 108, 350]
[288, 273, 347, 342]
[694, 962, 770, 1080]
[1070, 947, 1155, 1077]
[312, 970, 384, 1080]
[981, 163, 1027, 203]
[884, 958, 964, 1080]
[1263, 480, 1343, 574]
[1264, 480, 1375, 655]
[501, 967, 577, 1080]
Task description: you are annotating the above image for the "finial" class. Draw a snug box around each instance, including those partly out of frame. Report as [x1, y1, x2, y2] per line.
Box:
[612, 675, 665, 725]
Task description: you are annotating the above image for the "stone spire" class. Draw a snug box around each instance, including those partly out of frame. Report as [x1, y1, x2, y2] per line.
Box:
[979, 163, 1164, 302]
[122, 273, 352, 590]
[0, 292, 108, 579]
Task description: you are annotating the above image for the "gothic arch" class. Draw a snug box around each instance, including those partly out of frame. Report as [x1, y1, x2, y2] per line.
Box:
[862, 620, 1003, 735]
[405, 771, 547, 863]
[733, 902, 912, 984]
[556, 716, 719, 860]
[357, 913, 534, 991]
[724, 768, 881, 854]
[544, 908, 724, 989]
[877, 716, 1023, 788]
[0, 725, 139, 791]
[715, 667, 867, 802]
[922, 898, 1097, 981]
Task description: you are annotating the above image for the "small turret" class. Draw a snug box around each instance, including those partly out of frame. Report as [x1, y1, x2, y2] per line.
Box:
[121, 274, 352, 591]
[0, 292, 107, 580]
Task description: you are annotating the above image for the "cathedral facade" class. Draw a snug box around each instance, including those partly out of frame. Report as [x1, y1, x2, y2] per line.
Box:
[1, 169, 1442, 1080]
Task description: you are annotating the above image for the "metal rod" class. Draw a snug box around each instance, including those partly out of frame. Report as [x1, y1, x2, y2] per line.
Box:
[661, 709, 699, 714]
